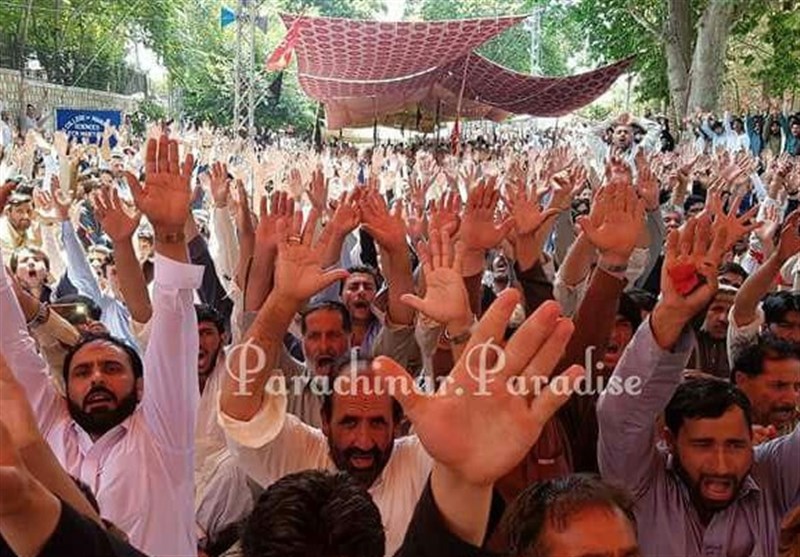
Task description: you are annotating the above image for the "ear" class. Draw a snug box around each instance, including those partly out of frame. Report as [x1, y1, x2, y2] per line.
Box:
[321, 414, 331, 438]
[733, 371, 747, 387]
[135, 377, 144, 402]
[662, 426, 677, 454]
[222, 331, 230, 345]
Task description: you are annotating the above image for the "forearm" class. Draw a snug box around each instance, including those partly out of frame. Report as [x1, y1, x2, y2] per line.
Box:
[558, 234, 596, 287]
[113, 238, 152, 323]
[321, 230, 348, 269]
[733, 254, 782, 326]
[382, 246, 416, 326]
[243, 248, 276, 312]
[220, 293, 298, 421]
[430, 464, 492, 547]
[61, 221, 101, 298]
[18, 440, 102, 527]
[209, 206, 239, 285]
[0, 481, 61, 557]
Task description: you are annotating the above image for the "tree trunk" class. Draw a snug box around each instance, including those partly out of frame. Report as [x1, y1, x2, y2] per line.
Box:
[663, 0, 693, 122]
[685, 0, 743, 114]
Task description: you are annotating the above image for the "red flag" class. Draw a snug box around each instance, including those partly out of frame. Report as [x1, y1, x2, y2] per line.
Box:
[266, 20, 301, 72]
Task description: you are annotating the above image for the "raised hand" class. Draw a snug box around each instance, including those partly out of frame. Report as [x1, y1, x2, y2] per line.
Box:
[305, 166, 329, 214]
[429, 190, 461, 237]
[124, 134, 194, 234]
[504, 174, 559, 237]
[549, 164, 586, 211]
[49, 177, 73, 222]
[0, 181, 15, 214]
[373, 293, 583, 486]
[711, 194, 761, 253]
[459, 180, 514, 252]
[91, 186, 141, 242]
[400, 227, 471, 328]
[577, 182, 646, 265]
[361, 190, 407, 253]
[256, 190, 294, 255]
[327, 188, 362, 238]
[273, 209, 349, 304]
[209, 161, 231, 208]
[651, 216, 728, 349]
[776, 210, 800, 264]
[635, 150, 660, 211]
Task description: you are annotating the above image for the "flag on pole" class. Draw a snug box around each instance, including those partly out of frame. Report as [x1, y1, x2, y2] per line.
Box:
[265, 20, 301, 72]
[220, 6, 236, 28]
[450, 118, 461, 156]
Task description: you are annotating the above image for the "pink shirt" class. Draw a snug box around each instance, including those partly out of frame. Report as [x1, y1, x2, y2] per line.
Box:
[1, 253, 204, 557]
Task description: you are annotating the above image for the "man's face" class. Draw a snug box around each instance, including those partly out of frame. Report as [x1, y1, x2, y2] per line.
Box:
[323, 382, 397, 488]
[612, 125, 632, 150]
[702, 294, 734, 340]
[733, 120, 744, 134]
[668, 406, 753, 512]
[492, 254, 510, 284]
[719, 272, 744, 289]
[770, 121, 781, 135]
[137, 236, 154, 261]
[538, 506, 639, 557]
[111, 159, 124, 176]
[66, 340, 140, 436]
[686, 202, 705, 218]
[736, 358, 800, 429]
[792, 122, 800, 138]
[663, 211, 683, 234]
[341, 273, 377, 322]
[100, 172, 114, 187]
[8, 202, 33, 232]
[88, 250, 108, 281]
[603, 316, 634, 370]
[302, 309, 349, 377]
[198, 321, 223, 382]
[14, 249, 47, 289]
[769, 311, 800, 345]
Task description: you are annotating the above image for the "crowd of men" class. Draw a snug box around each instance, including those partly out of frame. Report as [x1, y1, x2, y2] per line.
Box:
[0, 101, 798, 557]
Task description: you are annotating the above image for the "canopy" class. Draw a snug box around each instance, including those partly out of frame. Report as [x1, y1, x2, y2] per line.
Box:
[281, 14, 633, 130]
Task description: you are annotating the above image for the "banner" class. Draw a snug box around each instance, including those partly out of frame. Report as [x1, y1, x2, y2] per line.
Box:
[55, 108, 122, 147]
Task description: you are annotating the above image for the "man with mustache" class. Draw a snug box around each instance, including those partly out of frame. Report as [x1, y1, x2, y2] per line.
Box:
[732, 334, 800, 436]
[0, 134, 204, 556]
[0, 188, 42, 260]
[598, 217, 799, 556]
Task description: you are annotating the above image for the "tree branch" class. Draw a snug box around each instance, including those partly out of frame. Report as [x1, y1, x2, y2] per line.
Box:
[626, 1, 663, 39]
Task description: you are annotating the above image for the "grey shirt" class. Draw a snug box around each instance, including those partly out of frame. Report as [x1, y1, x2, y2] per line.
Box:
[598, 320, 799, 557]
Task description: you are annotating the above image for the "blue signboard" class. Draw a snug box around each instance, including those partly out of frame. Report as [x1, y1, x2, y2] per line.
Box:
[55, 108, 122, 148]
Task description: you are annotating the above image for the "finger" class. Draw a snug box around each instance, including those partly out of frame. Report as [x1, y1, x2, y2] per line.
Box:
[259, 195, 268, 219]
[457, 288, 521, 377]
[317, 268, 350, 293]
[502, 300, 563, 380]
[145, 138, 157, 176]
[415, 239, 432, 271]
[168, 140, 180, 175]
[157, 134, 169, 174]
[529, 365, 584, 421]
[576, 215, 600, 244]
[520, 318, 575, 384]
[181, 153, 195, 184]
[452, 240, 465, 274]
[430, 229, 442, 270]
[440, 227, 454, 268]
[302, 209, 320, 244]
[371, 356, 425, 418]
[680, 219, 697, 257]
[399, 293, 429, 315]
[291, 210, 303, 237]
[124, 171, 144, 206]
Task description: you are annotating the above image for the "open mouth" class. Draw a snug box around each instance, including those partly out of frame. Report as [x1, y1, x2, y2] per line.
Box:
[84, 391, 115, 410]
[701, 477, 734, 501]
[350, 455, 375, 469]
[316, 356, 335, 373]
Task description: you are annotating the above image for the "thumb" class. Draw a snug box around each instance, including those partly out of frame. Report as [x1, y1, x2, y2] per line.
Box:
[371, 356, 424, 417]
[576, 215, 600, 243]
[399, 293, 427, 315]
[124, 171, 144, 205]
[316, 268, 350, 293]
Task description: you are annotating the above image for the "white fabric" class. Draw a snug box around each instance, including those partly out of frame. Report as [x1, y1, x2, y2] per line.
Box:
[218, 384, 433, 557]
[0, 252, 204, 557]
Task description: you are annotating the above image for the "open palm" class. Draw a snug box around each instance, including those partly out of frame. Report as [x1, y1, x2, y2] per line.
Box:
[374, 293, 582, 486]
[92, 187, 141, 242]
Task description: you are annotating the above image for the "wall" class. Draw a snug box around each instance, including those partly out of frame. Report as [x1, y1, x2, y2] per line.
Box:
[0, 68, 139, 128]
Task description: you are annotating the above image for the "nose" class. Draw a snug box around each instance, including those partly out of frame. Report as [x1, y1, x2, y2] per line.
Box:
[353, 422, 373, 450]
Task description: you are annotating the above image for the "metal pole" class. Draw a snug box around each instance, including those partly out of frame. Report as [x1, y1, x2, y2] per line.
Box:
[234, 0, 243, 133]
[248, 5, 256, 142]
[17, 0, 34, 119]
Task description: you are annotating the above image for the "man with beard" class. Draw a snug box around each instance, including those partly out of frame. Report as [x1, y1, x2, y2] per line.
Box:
[598, 217, 799, 556]
[689, 285, 737, 378]
[732, 334, 800, 436]
[0, 189, 42, 260]
[0, 133, 204, 556]
[340, 265, 382, 353]
[220, 204, 423, 556]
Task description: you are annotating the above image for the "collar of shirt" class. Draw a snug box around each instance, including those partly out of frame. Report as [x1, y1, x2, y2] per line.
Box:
[71, 412, 133, 456]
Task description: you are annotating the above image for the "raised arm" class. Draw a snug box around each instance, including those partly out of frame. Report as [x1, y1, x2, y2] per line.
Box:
[91, 186, 152, 323]
[380, 291, 583, 550]
[598, 216, 728, 496]
[220, 209, 347, 422]
[732, 211, 800, 327]
[124, 134, 204, 450]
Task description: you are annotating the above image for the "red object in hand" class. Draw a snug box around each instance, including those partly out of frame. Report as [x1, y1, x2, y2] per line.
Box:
[668, 263, 700, 295]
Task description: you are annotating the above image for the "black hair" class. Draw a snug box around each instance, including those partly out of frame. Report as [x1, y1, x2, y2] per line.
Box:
[54, 294, 103, 321]
[240, 470, 385, 557]
[196, 303, 225, 334]
[664, 376, 752, 436]
[502, 474, 636, 557]
[731, 333, 800, 382]
[9, 245, 50, 273]
[683, 193, 706, 214]
[340, 265, 383, 295]
[616, 292, 643, 331]
[321, 356, 404, 424]
[300, 300, 352, 335]
[763, 291, 800, 326]
[62, 332, 143, 385]
[626, 287, 657, 314]
[718, 261, 749, 283]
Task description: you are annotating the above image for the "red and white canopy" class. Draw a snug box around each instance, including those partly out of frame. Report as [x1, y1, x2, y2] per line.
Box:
[280, 14, 633, 129]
